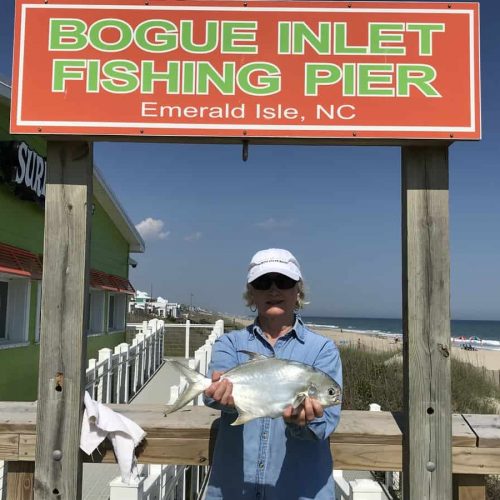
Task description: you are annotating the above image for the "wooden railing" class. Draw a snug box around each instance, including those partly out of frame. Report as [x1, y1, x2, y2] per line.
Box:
[1, 405, 499, 499]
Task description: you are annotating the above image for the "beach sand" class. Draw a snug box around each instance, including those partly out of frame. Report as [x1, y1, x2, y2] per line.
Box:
[313, 326, 500, 372]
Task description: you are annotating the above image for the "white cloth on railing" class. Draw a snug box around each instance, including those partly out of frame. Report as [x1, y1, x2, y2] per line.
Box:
[80, 391, 146, 484]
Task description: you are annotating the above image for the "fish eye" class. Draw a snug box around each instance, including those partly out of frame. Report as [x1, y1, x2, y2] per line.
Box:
[328, 388, 336, 396]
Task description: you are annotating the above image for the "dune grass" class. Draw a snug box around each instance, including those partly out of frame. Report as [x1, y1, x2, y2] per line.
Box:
[339, 345, 500, 414]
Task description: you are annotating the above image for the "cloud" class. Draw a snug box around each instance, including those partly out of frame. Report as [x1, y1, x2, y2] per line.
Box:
[254, 218, 293, 230]
[184, 231, 202, 241]
[135, 218, 170, 240]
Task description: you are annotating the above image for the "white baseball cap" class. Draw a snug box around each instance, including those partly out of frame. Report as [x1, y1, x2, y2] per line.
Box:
[247, 248, 302, 283]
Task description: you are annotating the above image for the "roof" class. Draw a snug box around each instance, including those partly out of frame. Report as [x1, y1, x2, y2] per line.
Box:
[0, 77, 145, 253]
[0, 78, 10, 101]
[0, 242, 43, 279]
[93, 165, 145, 253]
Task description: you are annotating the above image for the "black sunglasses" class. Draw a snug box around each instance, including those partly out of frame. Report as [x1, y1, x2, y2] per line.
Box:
[250, 273, 298, 291]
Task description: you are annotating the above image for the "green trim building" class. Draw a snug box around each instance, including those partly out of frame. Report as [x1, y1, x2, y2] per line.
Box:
[0, 79, 145, 401]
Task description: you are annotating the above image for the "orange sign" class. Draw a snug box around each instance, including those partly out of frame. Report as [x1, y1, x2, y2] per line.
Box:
[11, 0, 480, 140]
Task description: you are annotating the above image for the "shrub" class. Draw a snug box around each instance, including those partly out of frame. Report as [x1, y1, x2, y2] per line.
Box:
[339, 346, 403, 411]
[338, 345, 500, 414]
[486, 475, 500, 500]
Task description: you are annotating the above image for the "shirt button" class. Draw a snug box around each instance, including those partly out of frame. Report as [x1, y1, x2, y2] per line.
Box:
[262, 432, 268, 439]
[258, 462, 264, 469]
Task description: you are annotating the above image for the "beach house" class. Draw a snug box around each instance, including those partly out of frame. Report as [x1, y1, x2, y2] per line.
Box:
[0, 78, 145, 401]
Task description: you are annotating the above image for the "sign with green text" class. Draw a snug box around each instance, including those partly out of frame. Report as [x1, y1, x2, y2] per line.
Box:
[11, 0, 480, 140]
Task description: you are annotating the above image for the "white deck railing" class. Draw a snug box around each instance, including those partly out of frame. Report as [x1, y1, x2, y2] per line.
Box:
[85, 319, 165, 404]
[107, 319, 224, 500]
[133, 319, 225, 500]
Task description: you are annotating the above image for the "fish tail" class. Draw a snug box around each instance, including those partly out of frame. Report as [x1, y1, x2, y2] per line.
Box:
[164, 360, 211, 414]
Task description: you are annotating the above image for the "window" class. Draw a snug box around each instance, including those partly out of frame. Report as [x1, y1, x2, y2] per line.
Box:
[0, 276, 30, 344]
[35, 282, 41, 342]
[108, 294, 126, 332]
[88, 290, 105, 335]
[0, 281, 7, 339]
[108, 294, 115, 330]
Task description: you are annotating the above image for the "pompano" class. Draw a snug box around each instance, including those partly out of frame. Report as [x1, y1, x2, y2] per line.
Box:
[164, 351, 342, 425]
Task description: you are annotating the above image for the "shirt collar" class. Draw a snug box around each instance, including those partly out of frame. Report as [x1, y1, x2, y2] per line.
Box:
[249, 315, 306, 343]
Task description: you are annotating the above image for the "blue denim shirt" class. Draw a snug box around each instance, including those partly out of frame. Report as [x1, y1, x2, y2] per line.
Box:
[204, 317, 342, 500]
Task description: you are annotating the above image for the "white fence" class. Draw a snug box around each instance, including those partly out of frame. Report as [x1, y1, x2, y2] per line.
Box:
[108, 319, 224, 500]
[148, 319, 224, 500]
[86, 318, 165, 404]
[168, 320, 225, 405]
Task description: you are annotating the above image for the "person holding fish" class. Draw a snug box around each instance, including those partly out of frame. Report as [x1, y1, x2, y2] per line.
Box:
[202, 248, 343, 499]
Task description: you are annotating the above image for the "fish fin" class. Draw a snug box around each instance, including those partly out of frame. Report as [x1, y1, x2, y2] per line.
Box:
[164, 360, 211, 415]
[292, 393, 307, 409]
[231, 407, 257, 426]
[237, 350, 272, 361]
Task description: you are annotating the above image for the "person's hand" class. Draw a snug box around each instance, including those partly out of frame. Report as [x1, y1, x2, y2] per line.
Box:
[204, 371, 235, 407]
[283, 397, 323, 426]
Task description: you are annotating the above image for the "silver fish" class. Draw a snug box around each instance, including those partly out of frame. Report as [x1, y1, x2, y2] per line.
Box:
[164, 351, 342, 425]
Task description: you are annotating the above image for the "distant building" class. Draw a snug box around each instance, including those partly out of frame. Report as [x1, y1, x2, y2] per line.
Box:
[0, 78, 145, 401]
[129, 290, 150, 311]
[129, 291, 180, 319]
[153, 296, 180, 319]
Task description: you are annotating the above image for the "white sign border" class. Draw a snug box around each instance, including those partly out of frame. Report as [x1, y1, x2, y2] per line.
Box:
[15, 4, 479, 135]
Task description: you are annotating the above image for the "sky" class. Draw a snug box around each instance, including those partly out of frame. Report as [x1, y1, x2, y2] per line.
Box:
[1, 1, 499, 319]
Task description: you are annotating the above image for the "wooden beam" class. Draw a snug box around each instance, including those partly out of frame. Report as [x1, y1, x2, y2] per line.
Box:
[402, 146, 452, 499]
[453, 474, 486, 500]
[6, 461, 34, 500]
[2, 405, 500, 474]
[34, 142, 93, 499]
[462, 414, 500, 447]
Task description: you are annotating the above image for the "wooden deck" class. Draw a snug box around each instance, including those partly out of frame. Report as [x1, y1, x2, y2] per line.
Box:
[1, 403, 499, 474]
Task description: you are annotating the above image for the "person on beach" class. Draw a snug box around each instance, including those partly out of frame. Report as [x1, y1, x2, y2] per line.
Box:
[203, 248, 342, 500]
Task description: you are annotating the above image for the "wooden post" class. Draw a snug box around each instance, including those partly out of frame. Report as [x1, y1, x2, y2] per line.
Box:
[6, 461, 35, 500]
[453, 474, 486, 500]
[34, 141, 93, 499]
[402, 146, 452, 499]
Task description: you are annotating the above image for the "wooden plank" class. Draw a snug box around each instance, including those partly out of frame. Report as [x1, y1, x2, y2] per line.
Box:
[462, 414, 500, 447]
[81, 439, 402, 470]
[17, 435, 500, 474]
[113, 404, 221, 439]
[34, 141, 93, 500]
[136, 438, 212, 465]
[18, 435, 36, 461]
[453, 415, 477, 447]
[452, 447, 500, 475]
[453, 474, 486, 500]
[118, 407, 404, 443]
[6, 461, 34, 500]
[0, 405, 483, 447]
[331, 410, 402, 445]
[402, 145, 452, 499]
[0, 434, 19, 460]
[331, 443, 402, 471]
[0, 402, 37, 433]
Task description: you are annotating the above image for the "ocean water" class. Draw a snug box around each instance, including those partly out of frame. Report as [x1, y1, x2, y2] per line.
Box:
[302, 316, 500, 351]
